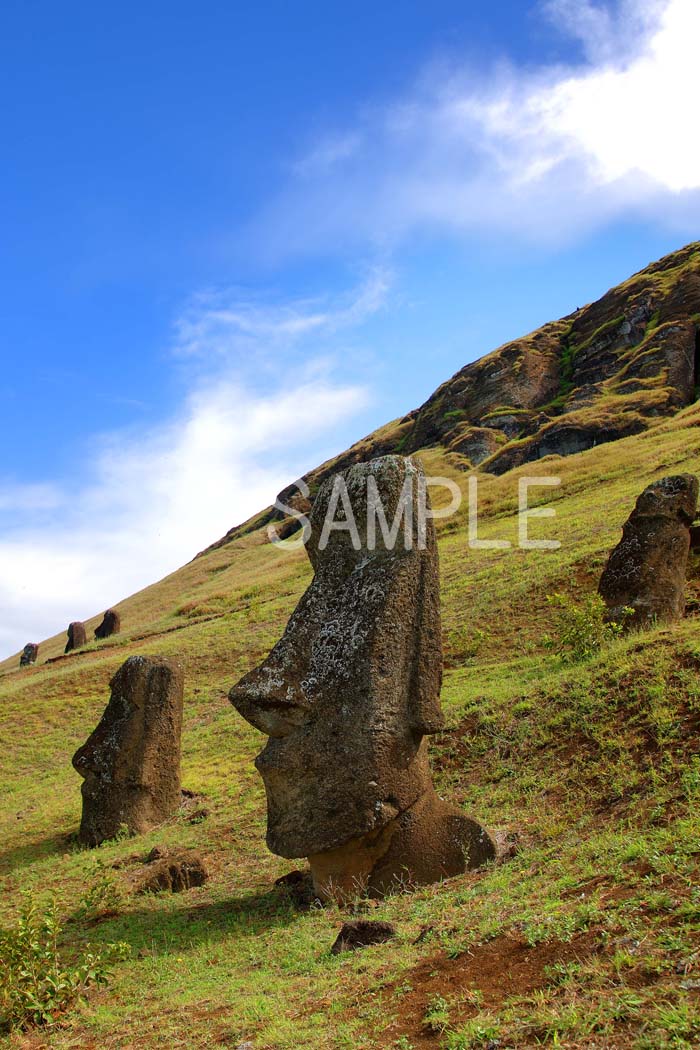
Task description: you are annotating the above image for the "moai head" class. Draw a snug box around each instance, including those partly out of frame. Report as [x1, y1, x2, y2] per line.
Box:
[230, 455, 494, 898]
[599, 473, 699, 627]
[65, 621, 87, 654]
[72, 654, 184, 846]
[19, 643, 38, 668]
[94, 609, 121, 640]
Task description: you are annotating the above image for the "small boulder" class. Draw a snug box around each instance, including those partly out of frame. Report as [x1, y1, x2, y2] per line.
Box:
[95, 608, 121, 640]
[275, 869, 317, 910]
[330, 920, 397, 955]
[65, 621, 87, 654]
[134, 848, 208, 894]
[19, 643, 38, 667]
[598, 474, 699, 627]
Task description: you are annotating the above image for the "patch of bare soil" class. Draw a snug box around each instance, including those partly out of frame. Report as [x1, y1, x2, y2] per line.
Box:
[377, 929, 601, 1048]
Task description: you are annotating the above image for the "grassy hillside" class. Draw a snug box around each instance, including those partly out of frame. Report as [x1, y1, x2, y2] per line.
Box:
[2, 401, 700, 1048]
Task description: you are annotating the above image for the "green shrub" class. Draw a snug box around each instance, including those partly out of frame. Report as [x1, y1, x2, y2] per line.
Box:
[0, 896, 129, 1031]
[544, 592, 631, 662]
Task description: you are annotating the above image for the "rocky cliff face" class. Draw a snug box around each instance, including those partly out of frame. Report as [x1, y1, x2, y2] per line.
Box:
[205, 242, 700, 551]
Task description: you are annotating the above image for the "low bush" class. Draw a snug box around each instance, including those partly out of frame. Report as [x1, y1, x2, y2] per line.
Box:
[0, 895, 128, 1031]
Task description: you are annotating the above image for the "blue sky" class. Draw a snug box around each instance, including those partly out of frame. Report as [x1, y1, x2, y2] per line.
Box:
[1, 0, 699, 656]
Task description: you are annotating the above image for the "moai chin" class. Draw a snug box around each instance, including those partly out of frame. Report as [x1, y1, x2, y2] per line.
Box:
[72, 654, 184, 846]
[230, 454, 495, 901]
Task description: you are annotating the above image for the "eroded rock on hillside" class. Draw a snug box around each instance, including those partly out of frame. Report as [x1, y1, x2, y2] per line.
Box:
[598, 474, 699, 628]
[73, 654, 184, 846]
[132, 847, 208, 894]
[229, 454, 495, 901]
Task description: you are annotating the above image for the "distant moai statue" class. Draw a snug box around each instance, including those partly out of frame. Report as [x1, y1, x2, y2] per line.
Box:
[72, 654, 184, 846]
[599, 474, 699, 628]
[230, 454, 495, 901]
[65, 621, 87, 654]
[94, 609, 121, 640]
[19, 643, 38, 668]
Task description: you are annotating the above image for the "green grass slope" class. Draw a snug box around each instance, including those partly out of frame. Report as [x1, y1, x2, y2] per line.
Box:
[2, 404, 700, 1048]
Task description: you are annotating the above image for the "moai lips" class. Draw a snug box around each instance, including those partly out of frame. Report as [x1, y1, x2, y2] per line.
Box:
[230, 455, 495, 901]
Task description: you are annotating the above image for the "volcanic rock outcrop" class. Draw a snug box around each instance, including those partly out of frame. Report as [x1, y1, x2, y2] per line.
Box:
[19, 643, 38, 667]
[229, 454, 495, 901]
[72, 654, 184, 846]
[95, 609, 121, 640]
[598, 474, 699, 628]
[65, 621, 87, 654]
[204, 242, 700, 554]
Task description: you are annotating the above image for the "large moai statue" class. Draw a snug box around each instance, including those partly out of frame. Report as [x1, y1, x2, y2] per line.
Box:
[230, 455, 495, 901]
[72, 654, 184, 846]
[19, 643, 38, 668]
[65, 621, 87, 654]
[95, 609, 121, 640]
[599, 474, 699, 628]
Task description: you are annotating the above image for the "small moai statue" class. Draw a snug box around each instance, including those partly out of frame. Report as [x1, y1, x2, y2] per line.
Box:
[94, 608, 121, 640]
[65, 621, 88, 654]
[72, 654, 184, 846]
[599, 474, 699, 628]
[19, 643, 39, 668]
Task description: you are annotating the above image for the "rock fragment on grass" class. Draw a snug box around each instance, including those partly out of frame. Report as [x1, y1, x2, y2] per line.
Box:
[330, 919, 397, 954]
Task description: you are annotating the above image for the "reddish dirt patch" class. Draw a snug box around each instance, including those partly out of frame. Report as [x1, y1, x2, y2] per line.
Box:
[378, 930, 601, 1047]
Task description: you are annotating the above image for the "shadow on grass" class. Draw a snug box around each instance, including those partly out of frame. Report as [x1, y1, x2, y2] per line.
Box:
[66, 885, 310, 954]
[0, 829, 75, 877]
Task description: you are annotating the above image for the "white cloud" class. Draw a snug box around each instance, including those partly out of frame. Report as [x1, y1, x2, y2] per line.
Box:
[174, 267, 391, 360]
[0, 287, 375, 659]
[258, 0, 700, 253]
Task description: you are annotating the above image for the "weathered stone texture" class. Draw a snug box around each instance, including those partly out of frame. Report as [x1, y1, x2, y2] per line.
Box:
[72, 654, 183, 846]
[599, 474, 699, 627]
[230, 455, 494, 900]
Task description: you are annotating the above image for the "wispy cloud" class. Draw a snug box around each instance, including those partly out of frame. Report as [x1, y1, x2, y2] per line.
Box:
[0, 282, 377, 658]
[257, 0, 700, 254]
[174, 268, 391, 360]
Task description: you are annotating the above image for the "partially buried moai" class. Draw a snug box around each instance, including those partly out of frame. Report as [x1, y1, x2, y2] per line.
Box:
[72, 654, 184, 846]
[19, 643, 38, 668]
[598, 474, 699, 628]
[65, 621, 87, 654]
[94, 608, 121, 640]
[229, 454, 495, 901]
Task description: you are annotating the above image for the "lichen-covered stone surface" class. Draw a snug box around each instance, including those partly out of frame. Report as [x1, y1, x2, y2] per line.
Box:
[72, 654, 184, 846]
[598, 474, 699, 627]
[230, 454, 494, 900]
[65, 621, 87, 654]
